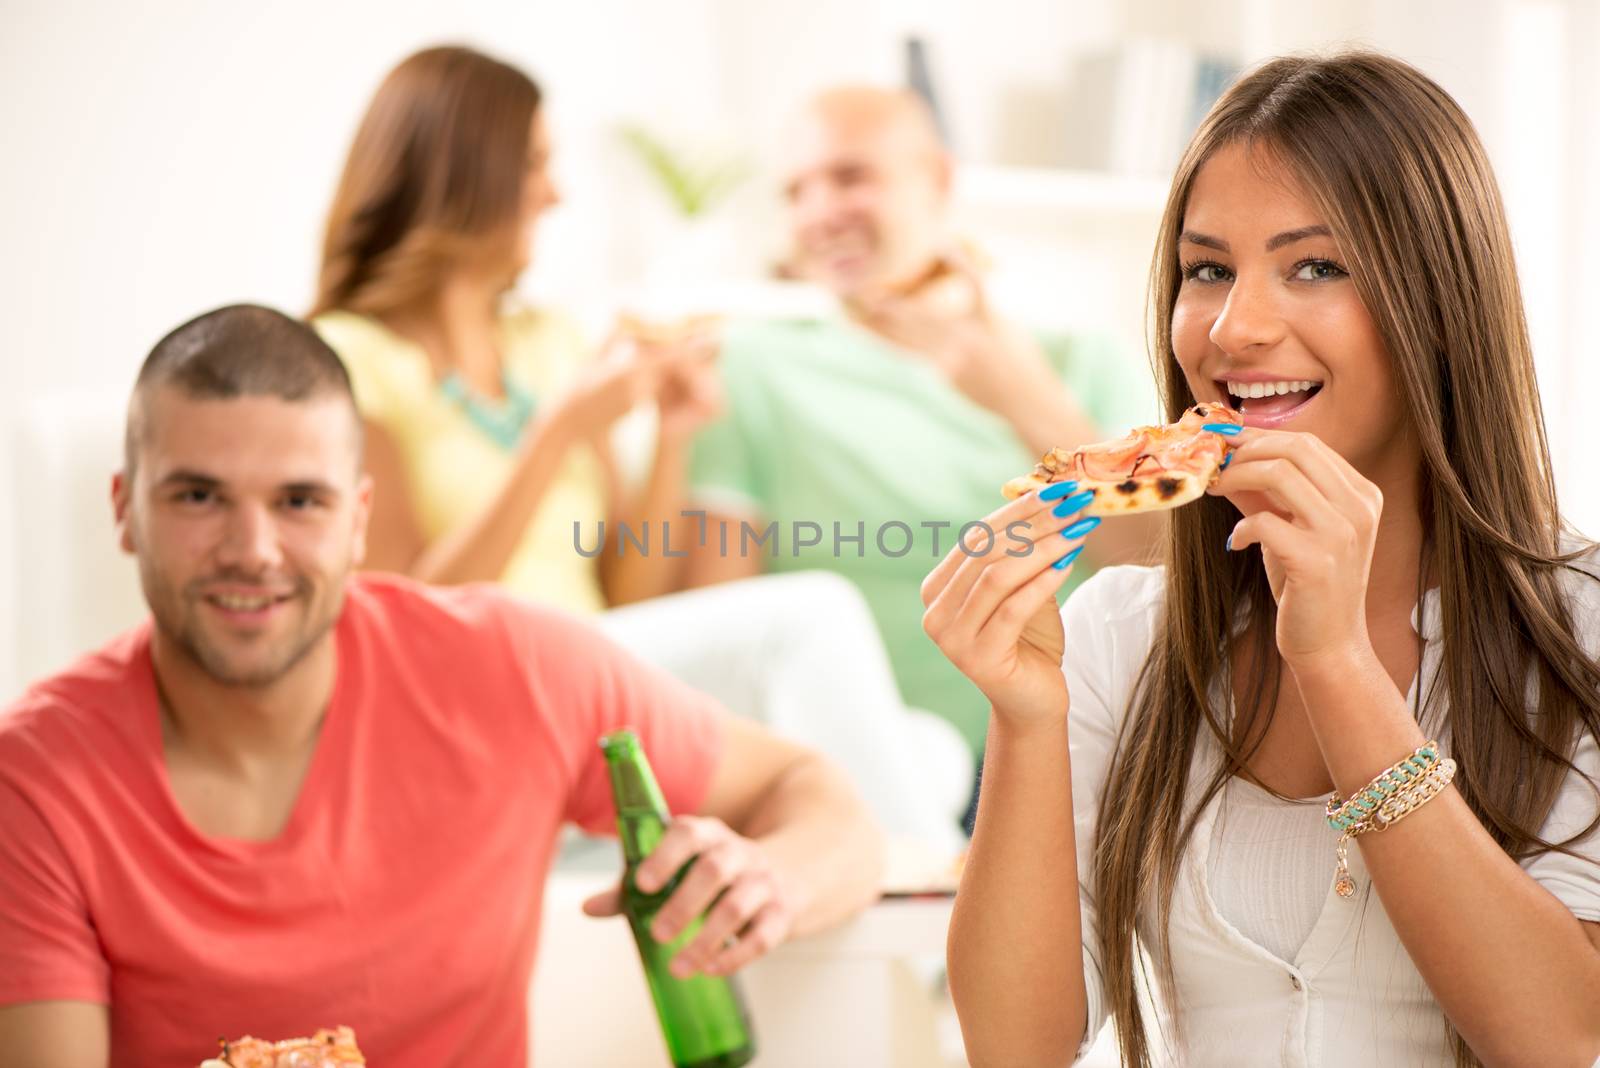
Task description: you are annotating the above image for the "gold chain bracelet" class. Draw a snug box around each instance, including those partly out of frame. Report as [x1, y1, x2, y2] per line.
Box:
[1326, 745, 1457, 899]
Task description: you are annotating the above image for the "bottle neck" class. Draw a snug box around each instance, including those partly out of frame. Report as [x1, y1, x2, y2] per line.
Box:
[607, 750, 671, 865]
[618, 808, 668, 864]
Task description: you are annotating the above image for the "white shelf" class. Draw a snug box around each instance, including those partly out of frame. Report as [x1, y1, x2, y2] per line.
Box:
[956, 164, 1171, 217]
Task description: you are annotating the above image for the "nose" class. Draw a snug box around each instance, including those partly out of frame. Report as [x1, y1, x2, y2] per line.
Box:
[215, 500, 283, 575]
[1208, 272, 1286, 355]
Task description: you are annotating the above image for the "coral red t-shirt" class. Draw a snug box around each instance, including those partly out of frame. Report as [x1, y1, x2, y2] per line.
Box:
[0, 575, 724, 1067]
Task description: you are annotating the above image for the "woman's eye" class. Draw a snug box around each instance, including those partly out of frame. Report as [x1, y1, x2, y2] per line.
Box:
[1292, 259, 1347, 282]
[1182, 261, 1231, 283]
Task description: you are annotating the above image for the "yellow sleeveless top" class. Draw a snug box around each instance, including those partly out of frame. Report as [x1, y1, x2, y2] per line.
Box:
[312, 306, 608, 615]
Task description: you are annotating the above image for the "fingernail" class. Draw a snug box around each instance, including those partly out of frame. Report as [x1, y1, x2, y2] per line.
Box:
[1053, 545, 1085, 571]
[1061, 516, 1100, 539]
[1038, 480, 1079, 501]
[1051, 490, 1095, 517]
[1220, 451, 1233, 470]
[1225, 533, 1234, 551]
[1202, 423, 1243, 436]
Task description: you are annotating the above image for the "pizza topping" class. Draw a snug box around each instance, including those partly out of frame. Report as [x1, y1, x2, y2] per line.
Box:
[200, 1026, 364, 1067]
[1001, 403, 1243, 515]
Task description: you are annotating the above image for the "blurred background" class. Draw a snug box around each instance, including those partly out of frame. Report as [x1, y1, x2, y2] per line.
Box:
[2, 1, 1597, 1063]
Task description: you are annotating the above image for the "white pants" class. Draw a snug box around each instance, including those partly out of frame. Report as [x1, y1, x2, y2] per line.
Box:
[596, 571, 972, 854]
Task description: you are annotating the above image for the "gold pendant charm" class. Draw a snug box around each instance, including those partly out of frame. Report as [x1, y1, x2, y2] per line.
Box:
[1333, 834, 1356, 898]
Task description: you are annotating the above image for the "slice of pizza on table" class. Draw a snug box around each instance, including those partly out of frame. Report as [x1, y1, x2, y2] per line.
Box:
[1002, 403, 1242, 513]
[199, 1025, 365, 1067]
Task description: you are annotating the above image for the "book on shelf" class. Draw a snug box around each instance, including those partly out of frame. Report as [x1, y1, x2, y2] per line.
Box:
[1065, 38, 1240, 178]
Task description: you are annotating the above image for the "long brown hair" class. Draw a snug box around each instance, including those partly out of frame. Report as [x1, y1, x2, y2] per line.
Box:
[310, 46, 541, 318]
[1093, 51, 1600, 1068]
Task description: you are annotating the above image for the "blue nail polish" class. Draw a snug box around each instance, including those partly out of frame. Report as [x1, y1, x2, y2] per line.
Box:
[1225, 533, 1234, 551]
[1051, 490, 1095, 517]
[1053, 545, 1085, 570]
[1220, 451, 1233, 470]
[1038, 480, 1079, 501]
[1061, 516, 1101, 539]
[1202, 423, 1243, 436]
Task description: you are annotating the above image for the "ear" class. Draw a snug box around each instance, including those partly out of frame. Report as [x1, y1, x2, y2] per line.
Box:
[111, 470, 135, 555]
[350, 472, 374, 567]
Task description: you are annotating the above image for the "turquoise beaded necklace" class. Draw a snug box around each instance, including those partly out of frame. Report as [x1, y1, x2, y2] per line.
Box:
[438, 370, 536, 451]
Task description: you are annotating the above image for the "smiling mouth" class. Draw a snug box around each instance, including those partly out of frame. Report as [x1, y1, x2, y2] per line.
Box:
[202, 592, 295, 618]
[1216, 379, 1323, 418]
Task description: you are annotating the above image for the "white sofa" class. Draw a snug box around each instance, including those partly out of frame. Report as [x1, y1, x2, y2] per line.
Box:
[1, 392, 148, 699]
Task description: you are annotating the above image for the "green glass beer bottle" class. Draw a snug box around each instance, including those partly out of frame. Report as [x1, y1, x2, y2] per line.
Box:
[600, 729, 757, 1068]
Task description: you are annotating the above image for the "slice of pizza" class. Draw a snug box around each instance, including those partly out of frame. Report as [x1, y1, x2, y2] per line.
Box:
[199, 1025, 365, 1067]
[617, 312, 723, 346]
[1001, 403, 1243, 515]
[861, 241, 993, 318]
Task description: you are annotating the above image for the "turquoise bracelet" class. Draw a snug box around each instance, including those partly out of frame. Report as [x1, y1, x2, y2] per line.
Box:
[1325, 741, 1440, 832]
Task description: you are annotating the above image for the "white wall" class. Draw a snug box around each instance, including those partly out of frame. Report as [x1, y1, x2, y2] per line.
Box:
[2, 0, 1594, 695]
[1555, 0, 1600, 532]
[0, 0, 726, 397]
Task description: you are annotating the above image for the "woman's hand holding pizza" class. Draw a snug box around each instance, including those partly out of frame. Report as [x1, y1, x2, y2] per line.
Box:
[549, 331, 666, 441]
[612, 315, 725, 444]
[1204, 424, 1383, 667]
[920, 484, 1099, 728]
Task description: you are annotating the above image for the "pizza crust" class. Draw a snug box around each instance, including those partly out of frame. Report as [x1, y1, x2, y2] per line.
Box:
[1002, 469, 1211, 515]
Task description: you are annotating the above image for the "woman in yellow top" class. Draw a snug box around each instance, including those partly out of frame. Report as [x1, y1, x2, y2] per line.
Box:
[308, 45, 972, 851]
[309, 48, 715, 614]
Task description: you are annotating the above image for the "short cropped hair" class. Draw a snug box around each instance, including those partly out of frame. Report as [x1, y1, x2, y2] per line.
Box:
[124, 303, 361, 475]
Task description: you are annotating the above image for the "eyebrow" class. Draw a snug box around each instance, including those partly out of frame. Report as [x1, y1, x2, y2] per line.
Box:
[282, 480, 341, 498]
[1179, 224, 1334, 253]
[154, 470, 221, 490]
[154, 470, 341, 497]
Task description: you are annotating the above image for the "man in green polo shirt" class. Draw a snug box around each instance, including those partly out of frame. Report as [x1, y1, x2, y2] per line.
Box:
[684, 86, 1159, 772]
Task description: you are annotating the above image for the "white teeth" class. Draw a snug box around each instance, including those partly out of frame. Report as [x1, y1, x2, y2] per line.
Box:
[214, 594, 274, 611]
[1226, 379, 1319, 399]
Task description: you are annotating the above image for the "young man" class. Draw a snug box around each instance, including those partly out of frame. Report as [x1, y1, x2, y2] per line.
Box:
[0, 305, 883, 1067]
[685, 87, 1160, 761]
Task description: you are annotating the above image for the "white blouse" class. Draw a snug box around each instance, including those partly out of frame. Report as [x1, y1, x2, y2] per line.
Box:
[1062, 564, 1600, 1067]
[1208, 778, 1333, 964]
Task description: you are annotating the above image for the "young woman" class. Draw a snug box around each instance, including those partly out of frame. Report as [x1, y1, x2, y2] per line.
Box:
[310, 46, 709, 611]
[309, 46, 973, 850]
[925, 52, 1600, 1066]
